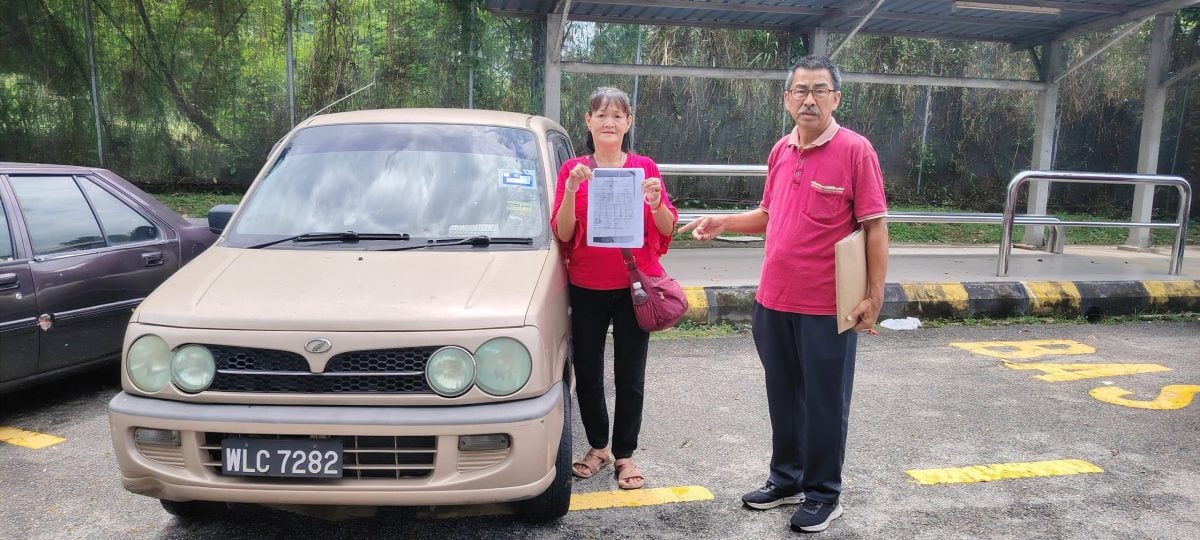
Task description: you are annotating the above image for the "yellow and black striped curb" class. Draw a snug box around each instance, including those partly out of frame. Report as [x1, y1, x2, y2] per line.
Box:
[679, 280, 1200, 323]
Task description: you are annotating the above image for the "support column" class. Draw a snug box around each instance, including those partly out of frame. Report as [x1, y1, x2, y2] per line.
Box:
[1127, 14, 1173, 248]
[1022, 40, 1066, 248]
[544, 12, 565, 122]
[809, 27, 829, 58]
[531, 17, 546, 115]
[284, 0, 296, 126]
[83, 0, 104, 166]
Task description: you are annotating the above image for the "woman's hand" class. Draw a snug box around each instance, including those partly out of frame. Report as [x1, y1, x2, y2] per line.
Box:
[643, 177, 663, 209]
[567, 163, 592, 192]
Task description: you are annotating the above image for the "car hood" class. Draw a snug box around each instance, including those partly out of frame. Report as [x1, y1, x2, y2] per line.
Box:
[135, 246, 550, 331]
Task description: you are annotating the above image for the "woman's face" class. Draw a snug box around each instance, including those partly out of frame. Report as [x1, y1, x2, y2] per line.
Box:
[585, 103, 631, 149]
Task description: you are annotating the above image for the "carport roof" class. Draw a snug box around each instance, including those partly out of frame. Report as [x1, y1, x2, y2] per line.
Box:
[485, 1, 1196, 48]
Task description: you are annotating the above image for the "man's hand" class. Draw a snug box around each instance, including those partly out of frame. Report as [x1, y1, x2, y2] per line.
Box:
[678, 215, 727, 241]
[848, 296, 882, 332]
[566, 163, 592, 192]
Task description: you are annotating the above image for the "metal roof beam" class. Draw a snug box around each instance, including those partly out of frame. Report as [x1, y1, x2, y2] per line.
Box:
[596, 0, 826, 16]
[562, 61, 1044, 90]
[979, 0, 1124, 13]
[1164, 59, 1200, 87]
[830, 0, 887, 59]
[1010, 0, 1200, 51]
[1052, 16, 1151, 84]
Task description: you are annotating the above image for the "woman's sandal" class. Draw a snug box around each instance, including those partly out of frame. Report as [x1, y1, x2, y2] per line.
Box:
[615, 458, 646, 490]
[572, 448, 613, 479]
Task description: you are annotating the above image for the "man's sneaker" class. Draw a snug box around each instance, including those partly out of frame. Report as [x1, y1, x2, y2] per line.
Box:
[790, 500, 843, 532]
[741, 482, 805, 510]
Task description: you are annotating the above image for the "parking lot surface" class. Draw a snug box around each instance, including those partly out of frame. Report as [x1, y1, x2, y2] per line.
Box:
[2, 320, 1198, 539]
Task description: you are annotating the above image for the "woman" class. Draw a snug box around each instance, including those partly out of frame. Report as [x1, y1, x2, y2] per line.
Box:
[551, 86, 678, 490]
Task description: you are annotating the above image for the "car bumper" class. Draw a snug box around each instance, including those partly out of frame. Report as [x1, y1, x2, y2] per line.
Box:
[108, 382, 564, 506]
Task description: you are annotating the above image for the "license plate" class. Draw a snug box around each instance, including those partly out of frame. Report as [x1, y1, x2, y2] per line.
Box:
[221, 437, 343, 478]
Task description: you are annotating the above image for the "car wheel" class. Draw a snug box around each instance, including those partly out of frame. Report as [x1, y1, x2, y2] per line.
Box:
[516, 383, 573, 520]
[160, 499, 226, 520]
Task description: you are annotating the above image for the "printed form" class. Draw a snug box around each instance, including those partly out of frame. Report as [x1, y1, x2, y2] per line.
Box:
[586, 167, 645, 248]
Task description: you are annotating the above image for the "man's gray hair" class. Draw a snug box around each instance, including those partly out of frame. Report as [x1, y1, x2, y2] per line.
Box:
[785, 55, 842, 91]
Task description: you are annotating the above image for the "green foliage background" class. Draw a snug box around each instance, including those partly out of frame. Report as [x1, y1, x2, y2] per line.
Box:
[1, 1, 1197, 217]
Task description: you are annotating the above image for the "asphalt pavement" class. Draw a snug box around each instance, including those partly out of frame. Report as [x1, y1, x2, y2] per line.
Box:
[2, 322, 1198, 539]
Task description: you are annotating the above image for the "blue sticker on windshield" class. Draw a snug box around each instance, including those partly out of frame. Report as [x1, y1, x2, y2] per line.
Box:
[500, 169, 536, 188]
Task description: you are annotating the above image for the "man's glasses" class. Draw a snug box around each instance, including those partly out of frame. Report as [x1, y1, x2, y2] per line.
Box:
[786, 88, 834, 101]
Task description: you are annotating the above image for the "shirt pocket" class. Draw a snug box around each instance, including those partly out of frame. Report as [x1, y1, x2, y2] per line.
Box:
[805, 180, 847, 223]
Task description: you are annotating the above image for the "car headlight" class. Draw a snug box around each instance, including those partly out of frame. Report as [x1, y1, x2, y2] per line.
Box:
[473, 337, 532, 396]
[171, 345, 216, 393]
[127, 335, 172, 392]
[426, 347, 475, 397]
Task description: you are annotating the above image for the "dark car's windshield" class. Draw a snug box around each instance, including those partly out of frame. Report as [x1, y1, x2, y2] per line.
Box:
[224, 123, 548, 249]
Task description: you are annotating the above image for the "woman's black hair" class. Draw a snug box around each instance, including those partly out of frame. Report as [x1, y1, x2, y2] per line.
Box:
[584, 86, 633, 153]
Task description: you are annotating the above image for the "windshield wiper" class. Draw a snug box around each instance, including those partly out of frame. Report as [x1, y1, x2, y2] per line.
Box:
[376, 235, 534, 251]
[246, 231, 410, 249]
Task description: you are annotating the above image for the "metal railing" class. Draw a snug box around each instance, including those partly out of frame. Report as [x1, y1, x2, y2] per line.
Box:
[658, 164, 1192, 277]
[999, 170, 1191, 276]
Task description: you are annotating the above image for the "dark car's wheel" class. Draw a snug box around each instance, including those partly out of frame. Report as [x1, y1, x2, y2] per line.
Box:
[516, 384, 573, 520]
[160, 499, 226, 520]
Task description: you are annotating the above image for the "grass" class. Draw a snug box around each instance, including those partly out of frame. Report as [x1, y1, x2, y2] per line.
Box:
[156, 192, 243, 218]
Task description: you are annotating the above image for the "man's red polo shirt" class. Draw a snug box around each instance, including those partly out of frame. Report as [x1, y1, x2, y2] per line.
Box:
[758, 119, 888, 315]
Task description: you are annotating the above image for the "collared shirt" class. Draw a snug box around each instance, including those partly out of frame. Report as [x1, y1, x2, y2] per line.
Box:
[757, 119, 888, 315]
[552, 154, 678, 290]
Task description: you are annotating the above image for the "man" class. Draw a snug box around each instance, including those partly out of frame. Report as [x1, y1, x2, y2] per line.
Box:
[679, 55, 888, 533]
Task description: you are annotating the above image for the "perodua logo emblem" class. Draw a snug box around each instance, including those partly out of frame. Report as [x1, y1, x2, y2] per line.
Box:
[305, 339, 332, 353]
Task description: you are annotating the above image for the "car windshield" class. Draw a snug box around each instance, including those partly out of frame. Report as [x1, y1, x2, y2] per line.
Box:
[224, 123, 548, 249]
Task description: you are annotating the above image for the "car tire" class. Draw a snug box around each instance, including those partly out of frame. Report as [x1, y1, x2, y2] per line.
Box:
[516, 383, 573, 521]
[160, 499, 226, 520]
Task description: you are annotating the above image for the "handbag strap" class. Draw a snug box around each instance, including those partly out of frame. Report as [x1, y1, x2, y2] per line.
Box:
[619, 248, 637, 270]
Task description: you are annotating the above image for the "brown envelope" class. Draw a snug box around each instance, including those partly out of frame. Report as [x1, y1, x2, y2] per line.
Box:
[835, 229, 867, 334]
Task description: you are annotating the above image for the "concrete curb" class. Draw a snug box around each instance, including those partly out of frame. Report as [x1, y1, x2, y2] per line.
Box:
[680, 280, 1200, 324]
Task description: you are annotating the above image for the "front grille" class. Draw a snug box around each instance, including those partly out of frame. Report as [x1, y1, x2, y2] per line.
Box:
[204, 345, 438, 394]
[202, 432, 437, 479]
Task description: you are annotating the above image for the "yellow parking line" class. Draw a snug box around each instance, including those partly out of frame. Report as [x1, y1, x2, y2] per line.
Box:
[906, 459, 1102, 485]
[569, 485, 714, 511]
[0, 426, 66, 449]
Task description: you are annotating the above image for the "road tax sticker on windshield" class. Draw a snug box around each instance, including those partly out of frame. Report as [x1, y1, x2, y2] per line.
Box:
[500, 169, 536, 188]
[507, 201, 534, 214]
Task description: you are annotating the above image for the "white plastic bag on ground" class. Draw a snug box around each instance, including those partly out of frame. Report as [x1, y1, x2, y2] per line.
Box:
[879, 317, 922, 330]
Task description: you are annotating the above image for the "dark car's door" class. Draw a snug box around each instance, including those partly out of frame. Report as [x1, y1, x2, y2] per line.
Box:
[9, 175, 180, 374]
[0, 184, 38, 386]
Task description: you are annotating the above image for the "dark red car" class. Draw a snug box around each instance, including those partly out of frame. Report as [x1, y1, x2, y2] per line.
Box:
[0, 163, 218, 392]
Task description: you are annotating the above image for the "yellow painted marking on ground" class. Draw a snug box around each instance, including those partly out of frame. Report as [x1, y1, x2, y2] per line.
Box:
[900, 282, 969, 313]
[569, 485, 714, 511]
[0, 426, 66, 449]
[683, 286, 709, 323]
[1141, 280, 1200, 306]
[906, 459, 1102, 485]
[1024, 281, 1081, 314]
[1090, 385, 1200, 410]
[1004, 362, 1171, 382]
[949, 339, 1095, 360]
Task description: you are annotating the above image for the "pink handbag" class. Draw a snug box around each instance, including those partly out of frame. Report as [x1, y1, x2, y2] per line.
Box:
[620, 248, 689, 332]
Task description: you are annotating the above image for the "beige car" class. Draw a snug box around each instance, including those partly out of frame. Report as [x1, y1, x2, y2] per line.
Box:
[108, 109, 577, 520]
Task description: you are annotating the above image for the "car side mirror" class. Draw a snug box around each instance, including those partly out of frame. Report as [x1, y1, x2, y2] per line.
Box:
[207, 204, 237, 234]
